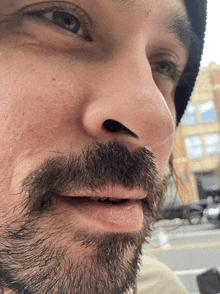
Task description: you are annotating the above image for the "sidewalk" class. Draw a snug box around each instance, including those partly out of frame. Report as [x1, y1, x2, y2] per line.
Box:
[154, 218, 189, 228]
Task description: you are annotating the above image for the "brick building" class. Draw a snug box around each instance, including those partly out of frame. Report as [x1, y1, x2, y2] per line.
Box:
[171, 62, 220, 204]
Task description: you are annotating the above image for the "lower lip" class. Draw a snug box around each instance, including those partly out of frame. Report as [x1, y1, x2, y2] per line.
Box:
[58, 196, 144, 233]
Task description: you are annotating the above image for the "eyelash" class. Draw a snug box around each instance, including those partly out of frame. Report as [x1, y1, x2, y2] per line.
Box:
[22, 2, 92, 40]
[19, 3, 183, 83]
[152, 61, 182, 82]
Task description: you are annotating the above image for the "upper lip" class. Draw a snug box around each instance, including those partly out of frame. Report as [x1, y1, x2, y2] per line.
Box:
[61, 186, 146, 201]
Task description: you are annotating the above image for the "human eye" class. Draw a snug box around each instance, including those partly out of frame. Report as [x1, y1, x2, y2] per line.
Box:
[20, 2, 92, 41]
[152, 60, 182, 82]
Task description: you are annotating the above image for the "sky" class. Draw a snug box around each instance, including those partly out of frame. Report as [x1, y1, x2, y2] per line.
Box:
[200, 0, 220, 67]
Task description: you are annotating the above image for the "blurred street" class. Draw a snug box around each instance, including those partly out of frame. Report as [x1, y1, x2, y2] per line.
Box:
[142, 218, 220, 294]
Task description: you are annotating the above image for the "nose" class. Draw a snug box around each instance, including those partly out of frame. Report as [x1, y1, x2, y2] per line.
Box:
[82, 54, 175, 147]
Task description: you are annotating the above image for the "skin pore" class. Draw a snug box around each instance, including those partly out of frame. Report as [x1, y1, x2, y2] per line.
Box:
[0, 0, 189, 293]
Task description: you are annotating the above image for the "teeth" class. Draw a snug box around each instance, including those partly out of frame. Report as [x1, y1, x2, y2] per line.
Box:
[91, 197, 108, 201]
[90, 197, 122, 202]
[108, 198, 121, 202]
[90, 197, 100, 201]
[70, 196, 126, 203]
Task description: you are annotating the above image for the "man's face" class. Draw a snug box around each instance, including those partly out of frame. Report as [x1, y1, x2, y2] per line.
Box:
[0, 0, 189, 293]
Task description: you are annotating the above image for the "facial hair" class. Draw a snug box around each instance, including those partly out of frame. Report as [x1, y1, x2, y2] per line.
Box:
[0, 140, 168, 294]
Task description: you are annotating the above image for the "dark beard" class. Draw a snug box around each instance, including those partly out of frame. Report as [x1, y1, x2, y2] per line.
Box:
[0, 140, 168, 294]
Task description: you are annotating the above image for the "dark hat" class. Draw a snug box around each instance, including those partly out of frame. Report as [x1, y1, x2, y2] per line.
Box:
[175, 0, 207, 126]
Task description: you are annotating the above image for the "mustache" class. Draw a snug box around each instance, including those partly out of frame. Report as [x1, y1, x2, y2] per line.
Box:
[20, 140, 166, 217]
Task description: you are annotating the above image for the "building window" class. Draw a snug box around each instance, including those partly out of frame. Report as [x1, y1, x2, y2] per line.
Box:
[204, 133, 220, 155]
[184, 136, 203, 159]
[181, 169, 187, 183]
[181, 103, 197, 125]
[198, 100, 216, 122]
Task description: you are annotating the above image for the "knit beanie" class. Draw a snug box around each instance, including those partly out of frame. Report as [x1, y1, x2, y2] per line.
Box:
[175, 0, 207, 126]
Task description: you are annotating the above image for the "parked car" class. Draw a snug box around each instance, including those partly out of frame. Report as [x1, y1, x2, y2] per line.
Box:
[203, 202, 220, 225]
[157, 197, 204, 225]
[196, 198, 209, 210]
[197, 196, 220, 209]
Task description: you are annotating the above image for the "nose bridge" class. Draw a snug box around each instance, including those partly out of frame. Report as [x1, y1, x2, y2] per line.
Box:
[83, 52, 175, 147]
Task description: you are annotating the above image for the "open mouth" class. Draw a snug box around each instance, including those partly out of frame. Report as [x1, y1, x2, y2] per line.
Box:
[57, 192, 144, 232]
[70, 196, 129, 205]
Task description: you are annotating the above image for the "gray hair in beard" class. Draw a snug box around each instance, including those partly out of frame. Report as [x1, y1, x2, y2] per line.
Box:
[0, 140, 169, 294]
[20, 140, 168, 221]
[16, 140, 168, 258]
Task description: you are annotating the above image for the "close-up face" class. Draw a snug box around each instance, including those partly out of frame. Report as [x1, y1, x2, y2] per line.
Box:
[0, 0, 190, 293]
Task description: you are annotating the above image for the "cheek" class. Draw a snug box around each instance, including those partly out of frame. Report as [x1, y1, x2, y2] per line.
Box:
[0, 50, 85, 162]
[148, 134, 175, 176]
[148, 87, 176, 176]
[150, 97, 176, 176]
[156, 79, 177, 116]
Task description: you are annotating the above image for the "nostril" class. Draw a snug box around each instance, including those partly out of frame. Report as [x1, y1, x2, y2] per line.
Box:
[103, 120, 121, 132]
[103, 119, 138, 138]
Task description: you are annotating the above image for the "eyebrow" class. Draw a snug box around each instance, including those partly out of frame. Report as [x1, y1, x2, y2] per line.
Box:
[1, 0, 194, 54]
[113, 0, 194, 53]
[166, 10, 195, 52]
